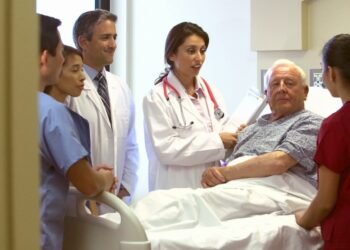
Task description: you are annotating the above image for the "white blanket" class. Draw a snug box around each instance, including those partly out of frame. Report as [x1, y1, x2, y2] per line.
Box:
[132, 170, 323, 249]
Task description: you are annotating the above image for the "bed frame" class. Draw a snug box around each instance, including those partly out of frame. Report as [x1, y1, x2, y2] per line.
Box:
[63, 187, 151, 250]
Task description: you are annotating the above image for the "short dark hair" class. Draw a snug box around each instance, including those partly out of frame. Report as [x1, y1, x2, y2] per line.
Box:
[322, 34, 350, 83]
[39, 14, 61, 56]
[73, 9, 117, 51]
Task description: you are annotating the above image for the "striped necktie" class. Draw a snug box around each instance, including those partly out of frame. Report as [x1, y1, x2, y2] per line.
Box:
[95, 72, 112, 124]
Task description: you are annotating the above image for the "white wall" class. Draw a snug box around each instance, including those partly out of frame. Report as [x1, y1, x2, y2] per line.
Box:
[112, 0, 257, 201]
[36, 0, 94, 46]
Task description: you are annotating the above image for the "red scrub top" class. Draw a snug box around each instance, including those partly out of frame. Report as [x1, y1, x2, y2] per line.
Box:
[314, 101, 350, 249]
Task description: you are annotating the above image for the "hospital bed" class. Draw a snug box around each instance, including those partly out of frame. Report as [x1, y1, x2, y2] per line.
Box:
[63, 86, 341, 250]
[63, 187, 151, 250]
[130, 86, 340, 250]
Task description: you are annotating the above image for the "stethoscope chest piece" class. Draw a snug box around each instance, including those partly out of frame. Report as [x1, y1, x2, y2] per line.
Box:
[214, 107, 224, 120]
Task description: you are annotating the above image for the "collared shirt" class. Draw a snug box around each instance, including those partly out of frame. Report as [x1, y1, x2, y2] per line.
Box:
[84, 64, 107, 90]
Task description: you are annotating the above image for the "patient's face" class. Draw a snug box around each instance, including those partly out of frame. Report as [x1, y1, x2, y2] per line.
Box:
[266, 65, 308, 120]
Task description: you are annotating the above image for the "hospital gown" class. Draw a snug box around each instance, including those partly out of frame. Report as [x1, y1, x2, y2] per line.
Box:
[229, 109, 323, 186]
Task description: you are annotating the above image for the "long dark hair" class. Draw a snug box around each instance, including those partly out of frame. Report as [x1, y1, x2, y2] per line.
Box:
[155, 22, 209, 84]
[322, 34, 350, 83]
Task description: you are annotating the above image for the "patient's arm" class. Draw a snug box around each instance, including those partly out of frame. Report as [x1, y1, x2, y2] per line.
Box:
[201, 151, 296, 188]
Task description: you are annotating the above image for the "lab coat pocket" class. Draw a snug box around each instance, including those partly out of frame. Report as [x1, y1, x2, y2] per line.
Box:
[174, 126, 195, 139]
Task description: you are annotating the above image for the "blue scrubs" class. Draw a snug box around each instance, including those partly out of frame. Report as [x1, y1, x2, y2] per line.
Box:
[39, 92, 89, 250]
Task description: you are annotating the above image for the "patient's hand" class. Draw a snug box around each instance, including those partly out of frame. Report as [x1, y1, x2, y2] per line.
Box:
[201, 167, 226, 188]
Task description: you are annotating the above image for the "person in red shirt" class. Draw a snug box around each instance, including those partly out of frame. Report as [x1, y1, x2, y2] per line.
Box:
[295, 33, 350, 249]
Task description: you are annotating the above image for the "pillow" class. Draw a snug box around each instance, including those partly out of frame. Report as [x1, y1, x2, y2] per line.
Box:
[305, 86, 342, 117]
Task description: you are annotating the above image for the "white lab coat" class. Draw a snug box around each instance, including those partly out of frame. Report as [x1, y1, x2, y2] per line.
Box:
[67, 69, 138, 196]
[143, 71, 234, 191]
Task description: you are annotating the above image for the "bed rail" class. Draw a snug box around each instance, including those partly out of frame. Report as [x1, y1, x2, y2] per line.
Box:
[63, 187, 151, 250]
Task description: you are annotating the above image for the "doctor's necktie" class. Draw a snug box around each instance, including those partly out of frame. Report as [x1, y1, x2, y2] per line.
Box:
[95, 72, 112, 124]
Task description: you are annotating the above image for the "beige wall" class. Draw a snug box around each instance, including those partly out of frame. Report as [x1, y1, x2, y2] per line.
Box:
[256, 0, 350, 89]
[0, 0, 40, 249]
[251, 0, 305, 51]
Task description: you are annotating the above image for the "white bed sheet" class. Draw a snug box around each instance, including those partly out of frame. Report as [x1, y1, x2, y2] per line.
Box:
[146, 214, 321, 250]
[132, 157, 323, 249]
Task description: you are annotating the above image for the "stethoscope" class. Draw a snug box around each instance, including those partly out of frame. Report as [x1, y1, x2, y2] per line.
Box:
[163, 76, 224, 129]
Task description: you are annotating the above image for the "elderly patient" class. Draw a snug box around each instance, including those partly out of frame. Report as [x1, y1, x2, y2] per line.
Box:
[133, 59, 323, 233]
[202, 59, 322, 188]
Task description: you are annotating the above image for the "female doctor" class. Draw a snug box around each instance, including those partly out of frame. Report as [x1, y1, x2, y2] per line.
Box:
[143, 22, 237, 191]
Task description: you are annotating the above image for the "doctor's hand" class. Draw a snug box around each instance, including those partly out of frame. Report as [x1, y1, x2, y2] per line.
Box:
[117, 184, 130, 199]
[201, 167, 227, 188]
[219, 132, 238, 149]
[236, 124, 247, 133]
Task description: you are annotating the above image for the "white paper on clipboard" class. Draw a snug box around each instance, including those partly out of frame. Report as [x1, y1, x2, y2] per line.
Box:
[228, 88, 268, 129]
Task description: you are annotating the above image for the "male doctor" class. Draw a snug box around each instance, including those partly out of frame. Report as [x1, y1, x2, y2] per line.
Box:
[68, 9, 138, 201]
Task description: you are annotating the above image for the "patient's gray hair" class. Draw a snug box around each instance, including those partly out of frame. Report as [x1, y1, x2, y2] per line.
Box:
[263, 59, 307, 91]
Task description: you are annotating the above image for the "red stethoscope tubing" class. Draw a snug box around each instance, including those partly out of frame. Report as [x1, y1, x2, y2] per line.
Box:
[163, 77, 220, 110]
